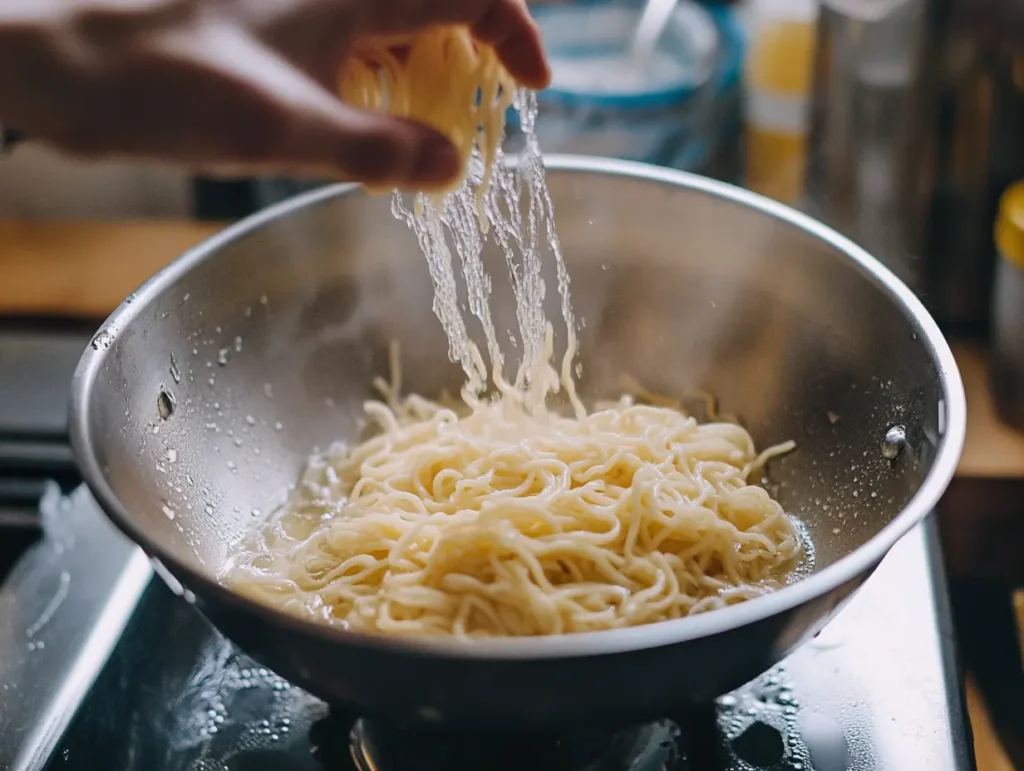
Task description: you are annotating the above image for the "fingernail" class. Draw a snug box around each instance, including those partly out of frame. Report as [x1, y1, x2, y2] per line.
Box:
[411, 135, 461, 186]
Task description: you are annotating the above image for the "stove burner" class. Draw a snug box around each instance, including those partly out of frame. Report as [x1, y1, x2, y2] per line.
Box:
[337, 715, 688, 771]
[730, 721, 784, 768]
[349, 719, 589, 771]
[309, 701, 806, 771]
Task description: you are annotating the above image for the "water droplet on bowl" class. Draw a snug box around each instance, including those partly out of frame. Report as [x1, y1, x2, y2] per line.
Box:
[91, 330, 114, 350]
[881, 425, 906, 460]
[157, 389, 176, 420]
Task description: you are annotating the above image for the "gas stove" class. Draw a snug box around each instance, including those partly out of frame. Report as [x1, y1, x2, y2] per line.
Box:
[0, 331, 976, 771]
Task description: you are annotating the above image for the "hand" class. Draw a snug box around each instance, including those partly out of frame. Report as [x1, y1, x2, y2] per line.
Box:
[0, 0, 550, 188]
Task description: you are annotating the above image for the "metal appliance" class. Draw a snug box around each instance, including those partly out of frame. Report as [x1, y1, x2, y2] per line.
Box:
[0, 329, 150, 771]
[806, 0, 1024, 337]
[44, 518, 973, 771]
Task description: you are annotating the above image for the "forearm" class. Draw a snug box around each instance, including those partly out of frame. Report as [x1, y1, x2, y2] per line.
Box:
[0, 0, 197, 133]
[0, 0, 550, 186]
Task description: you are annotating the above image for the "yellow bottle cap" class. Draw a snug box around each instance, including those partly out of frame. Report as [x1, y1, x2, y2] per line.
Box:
[997, 181, 1024, 270]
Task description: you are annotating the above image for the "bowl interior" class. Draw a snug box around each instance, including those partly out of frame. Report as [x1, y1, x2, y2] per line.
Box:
[77, 163, 951, 595]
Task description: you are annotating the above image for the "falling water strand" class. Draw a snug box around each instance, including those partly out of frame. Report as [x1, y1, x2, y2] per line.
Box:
[392, 88, 578, 411]
[390, 194, 487, 395]
[515, 89, 579, 413]
[487, 146, 549, 403]
[445, 150, 507, 390]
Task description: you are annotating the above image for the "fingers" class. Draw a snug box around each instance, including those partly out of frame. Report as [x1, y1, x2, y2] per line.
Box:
[230, 75, 462, 189]
[49, 27, 463, 189]
[472, 0, 550, 89]
[309, 110, 463, 188]
[208, 36, 463, 186]
[356, 0, 550, 89]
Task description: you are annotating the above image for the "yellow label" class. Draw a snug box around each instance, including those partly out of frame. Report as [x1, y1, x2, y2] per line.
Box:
[745, 16, 817, 205]
[747, 129, 808, 205]
[997, 182, 1024, 270]
[747, 20, 818, 97]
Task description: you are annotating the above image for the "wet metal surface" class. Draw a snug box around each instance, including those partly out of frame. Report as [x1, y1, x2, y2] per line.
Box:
[0, 488, 151, 771]
[40, 518, 971, 771]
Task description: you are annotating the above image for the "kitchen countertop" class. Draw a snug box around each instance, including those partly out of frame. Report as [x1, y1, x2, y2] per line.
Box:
[0, 220, 222, 318]
[2, 219, 1022, 481]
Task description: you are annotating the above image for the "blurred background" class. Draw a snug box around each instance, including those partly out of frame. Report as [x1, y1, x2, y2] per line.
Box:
[6, 0, 1023, 340]
[1, 0, 1023, 769]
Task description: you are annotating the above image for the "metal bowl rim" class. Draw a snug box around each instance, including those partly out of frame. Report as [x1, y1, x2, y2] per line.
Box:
[70, 154, 967, 661]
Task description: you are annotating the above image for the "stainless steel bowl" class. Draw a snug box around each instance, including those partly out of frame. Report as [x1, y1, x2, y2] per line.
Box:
[71, 156, 965, 726]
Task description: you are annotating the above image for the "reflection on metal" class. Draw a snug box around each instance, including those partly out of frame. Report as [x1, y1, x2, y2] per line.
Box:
[43, 520, 972, 770]
[807, 0, 1024, 337]
[0, 488, 151, 771]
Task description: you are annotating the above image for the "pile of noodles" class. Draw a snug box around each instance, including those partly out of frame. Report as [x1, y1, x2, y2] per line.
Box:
[226, 372, 804, 638]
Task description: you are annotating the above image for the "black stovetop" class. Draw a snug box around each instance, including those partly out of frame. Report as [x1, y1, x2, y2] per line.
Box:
[39, 504, 972, 771]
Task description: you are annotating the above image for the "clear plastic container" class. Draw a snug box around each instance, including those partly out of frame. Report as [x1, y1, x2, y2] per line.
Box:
[511, 1, 745, 177]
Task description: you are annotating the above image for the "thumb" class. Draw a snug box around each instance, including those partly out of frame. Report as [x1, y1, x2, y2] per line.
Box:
[297, 105, 464, 189]
[218, 38, 463, 188]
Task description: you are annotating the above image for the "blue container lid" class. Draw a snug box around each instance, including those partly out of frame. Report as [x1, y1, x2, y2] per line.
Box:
[533, 0, 727, 111]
